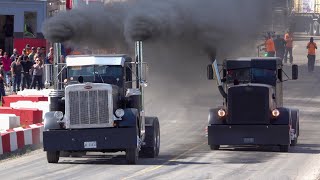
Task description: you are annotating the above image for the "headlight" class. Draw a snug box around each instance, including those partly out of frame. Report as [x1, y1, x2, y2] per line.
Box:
[54, 111, 64, 120]
[217, 109, 226, 117]
[115, 108, 125, 118]
[272, 109, 280, 117]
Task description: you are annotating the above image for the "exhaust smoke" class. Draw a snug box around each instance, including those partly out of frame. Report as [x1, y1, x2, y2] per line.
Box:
[42, 0, 270, 58]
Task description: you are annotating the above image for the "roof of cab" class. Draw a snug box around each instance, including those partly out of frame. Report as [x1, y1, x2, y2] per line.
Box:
[224, 57, 282, 70]
[66, 54, 132, 67]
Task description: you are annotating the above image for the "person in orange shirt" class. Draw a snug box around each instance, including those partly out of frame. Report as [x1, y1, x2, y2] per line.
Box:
[307, 37, 317, 72]
[284, 31, 294, 64]
[265, 34, 275, 57]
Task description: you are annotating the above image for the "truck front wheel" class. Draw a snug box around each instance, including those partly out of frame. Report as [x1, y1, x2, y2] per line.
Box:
[126, 148, 138, 164]
[47, 151, 60, 163]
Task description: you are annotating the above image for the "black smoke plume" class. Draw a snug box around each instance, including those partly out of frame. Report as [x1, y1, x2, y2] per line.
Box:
[42, 0, 270, 58]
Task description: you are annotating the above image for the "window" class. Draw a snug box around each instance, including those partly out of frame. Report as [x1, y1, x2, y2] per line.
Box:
[24, 12, 37, 38]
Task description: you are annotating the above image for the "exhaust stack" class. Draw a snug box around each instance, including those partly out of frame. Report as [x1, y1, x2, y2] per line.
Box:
[135, 41, 145, 119]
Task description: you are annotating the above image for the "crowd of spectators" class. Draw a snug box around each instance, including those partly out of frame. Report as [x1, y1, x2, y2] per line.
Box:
[0, 44, 57, 99]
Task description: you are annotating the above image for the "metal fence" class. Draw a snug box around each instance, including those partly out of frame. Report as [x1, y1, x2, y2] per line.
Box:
[43, 63, 66, 89]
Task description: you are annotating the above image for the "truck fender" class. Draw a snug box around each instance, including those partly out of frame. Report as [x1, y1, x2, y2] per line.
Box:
[118, 108, 139, 127]
[272, 107, 291, 125]
[44, 112, 62, 130]
[208, 108, 226, 125]
[290, 108, 299, 137]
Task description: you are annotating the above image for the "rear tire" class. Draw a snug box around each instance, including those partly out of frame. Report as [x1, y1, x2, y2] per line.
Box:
[279, 145, 289, 152]
[140, 117, 160, 158]
[126, 148, 138, 164]
[210, 145, 220, 150]
[47, 151, 60, 163]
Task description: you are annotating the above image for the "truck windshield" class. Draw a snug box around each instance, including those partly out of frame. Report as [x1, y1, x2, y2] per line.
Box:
[227, 68, 276, 85]
[68, 65, 123, 85]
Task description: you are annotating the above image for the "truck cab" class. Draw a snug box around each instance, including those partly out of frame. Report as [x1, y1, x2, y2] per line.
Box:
[43, 48, 160, 164]
[207, 57, 299, 152]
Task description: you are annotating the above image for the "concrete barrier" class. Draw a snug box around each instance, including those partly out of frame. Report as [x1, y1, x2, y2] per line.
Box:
[0, 123, 43, 155]
[0, 114, 20, 130]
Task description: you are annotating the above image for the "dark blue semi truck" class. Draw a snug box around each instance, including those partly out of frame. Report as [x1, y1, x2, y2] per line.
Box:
[207, 57, 299, 152]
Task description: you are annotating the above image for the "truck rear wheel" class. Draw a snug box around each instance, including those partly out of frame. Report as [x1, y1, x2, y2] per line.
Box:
[126, 148, 138, 164]
[47, 151, 60, 163]
[140, 117, 160, 158]
[210, 145, 220, 150]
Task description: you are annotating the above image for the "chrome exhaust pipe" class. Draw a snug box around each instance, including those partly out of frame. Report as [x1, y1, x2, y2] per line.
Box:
[135, 41, 145, 120]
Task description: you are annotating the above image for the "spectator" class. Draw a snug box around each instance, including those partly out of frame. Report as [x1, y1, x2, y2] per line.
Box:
[0, 66, 6, 100]
[28, 47, 36, 63]
[274, 35, 286, 61]
[21, 56, 33, 90]
[11, 57, 22, 93]
[31, 57, 44, 90]
[25, 44, 31, 55]
[10, 48, 18, 62]
[46, 47, 54, 64]
[37, 47, 46, 60]
[21, 49, 28, 61]
[2, 52, 12, 87]
[0, 49, 3, 59]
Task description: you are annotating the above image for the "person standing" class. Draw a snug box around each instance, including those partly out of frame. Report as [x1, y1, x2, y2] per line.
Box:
[11, 57, 22, 93]
[31, 57, 44, 90]
[28, 47, 36, 63]
[274, 35, 286, 61]
[265, 34, 276, 57]
[46, 47, 54, 64]
[0, 66, 6, 101]
[21, 56, 33, 90]
[307, 37, 317, 72]
[2, 52, 12, 87]
[10, 48, 18, 62]
[284, 31, 294, 64]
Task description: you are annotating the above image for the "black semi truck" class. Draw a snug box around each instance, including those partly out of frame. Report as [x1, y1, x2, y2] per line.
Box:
[207, 57, 299, 152]
[43, 41, 160, 164]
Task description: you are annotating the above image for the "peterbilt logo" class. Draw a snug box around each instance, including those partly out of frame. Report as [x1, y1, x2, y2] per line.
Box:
[84, 85, 92, 89]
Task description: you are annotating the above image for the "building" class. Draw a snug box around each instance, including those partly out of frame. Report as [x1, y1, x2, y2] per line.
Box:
[0, 0, 48, 55]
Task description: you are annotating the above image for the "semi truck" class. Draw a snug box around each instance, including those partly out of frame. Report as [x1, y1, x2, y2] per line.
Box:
[207, 57, 299, 152]
[43, 41, 160, 164]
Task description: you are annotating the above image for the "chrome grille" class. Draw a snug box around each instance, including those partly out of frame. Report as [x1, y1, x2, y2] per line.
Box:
[69, 90, 109, 127]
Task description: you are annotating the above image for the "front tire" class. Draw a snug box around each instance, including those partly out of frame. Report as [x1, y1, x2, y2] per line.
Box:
[47, 151, 60, 163]
[126, 148, 138, 164]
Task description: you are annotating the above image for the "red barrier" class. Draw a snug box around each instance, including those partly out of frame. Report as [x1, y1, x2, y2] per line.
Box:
[1, 132, 10, 153]
[2, 95, 48, 107]
[15, 130, 25, 149]
[0, 107, 43, 126]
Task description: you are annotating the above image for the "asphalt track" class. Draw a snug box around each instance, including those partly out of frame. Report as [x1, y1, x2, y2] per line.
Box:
[0, 35, 320, 180]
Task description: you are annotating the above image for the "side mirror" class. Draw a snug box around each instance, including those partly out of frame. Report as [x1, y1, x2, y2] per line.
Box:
[292, 64, 298, 80]
[207, 64, 214, 80]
